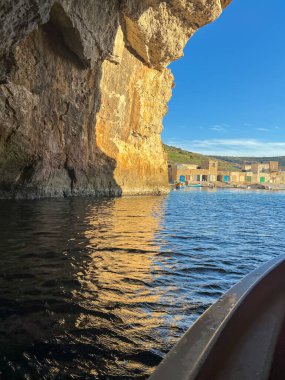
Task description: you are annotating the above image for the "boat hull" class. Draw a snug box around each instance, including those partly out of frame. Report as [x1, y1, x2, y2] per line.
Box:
[149, 255, 285, 380]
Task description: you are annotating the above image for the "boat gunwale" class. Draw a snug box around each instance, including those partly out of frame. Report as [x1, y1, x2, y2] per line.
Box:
[149, 254, 285, 380]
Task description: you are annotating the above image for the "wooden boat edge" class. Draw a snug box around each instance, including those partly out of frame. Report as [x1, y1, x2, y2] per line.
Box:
[149, 254, 285, 380]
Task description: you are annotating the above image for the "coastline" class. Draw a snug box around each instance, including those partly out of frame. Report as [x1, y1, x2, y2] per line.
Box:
[170, 183, 285, 191]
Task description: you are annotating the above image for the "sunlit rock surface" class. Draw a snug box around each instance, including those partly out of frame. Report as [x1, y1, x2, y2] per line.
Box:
[0, 0, 231, 198]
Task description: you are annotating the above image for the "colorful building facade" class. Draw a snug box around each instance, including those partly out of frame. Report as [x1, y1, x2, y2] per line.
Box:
[168, 160, 285, 185]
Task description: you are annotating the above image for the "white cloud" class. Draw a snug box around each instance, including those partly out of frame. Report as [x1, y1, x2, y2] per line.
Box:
[210, 124, 227, 132]
[164, 138, 285, 156]
[255, 127, 270, 132]
[210, 123, 230, 131]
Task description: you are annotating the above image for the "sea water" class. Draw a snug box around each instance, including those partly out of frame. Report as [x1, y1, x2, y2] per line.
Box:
[0, 189, 284, 379]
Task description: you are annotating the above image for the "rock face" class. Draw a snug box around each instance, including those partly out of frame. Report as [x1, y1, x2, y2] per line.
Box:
[0, 0, 231, 198]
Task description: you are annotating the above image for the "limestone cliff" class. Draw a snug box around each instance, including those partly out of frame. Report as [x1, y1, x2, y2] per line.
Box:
[0, 0, 231, 198]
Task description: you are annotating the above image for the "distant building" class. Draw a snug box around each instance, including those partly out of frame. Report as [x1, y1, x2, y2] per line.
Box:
[242, 161, 279, 173]
[242, 162, 252, 172]
[168, 160, 283, 185]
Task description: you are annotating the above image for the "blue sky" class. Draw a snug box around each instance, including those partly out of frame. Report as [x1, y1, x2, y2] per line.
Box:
[162, 0, 285, 156]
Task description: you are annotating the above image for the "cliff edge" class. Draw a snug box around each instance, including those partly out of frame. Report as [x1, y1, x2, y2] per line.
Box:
[0, 0, 231, 198]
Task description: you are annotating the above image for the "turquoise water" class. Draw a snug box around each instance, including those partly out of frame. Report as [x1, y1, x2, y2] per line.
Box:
[0, 189, 284, 379]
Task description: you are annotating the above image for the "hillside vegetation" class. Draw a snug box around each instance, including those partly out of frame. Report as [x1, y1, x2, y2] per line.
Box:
[211, 155, 285, 170]
[164, 144, 285, 171]
[164, 145, 240, 171]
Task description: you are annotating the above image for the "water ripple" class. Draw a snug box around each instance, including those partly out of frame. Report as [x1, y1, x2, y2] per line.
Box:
[0, 190, 284, 378]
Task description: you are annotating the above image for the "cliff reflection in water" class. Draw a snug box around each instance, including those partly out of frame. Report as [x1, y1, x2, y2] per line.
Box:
[0, 196, 174, 379]
[75, 196, 171, 377]
[1, 190, 282, 379]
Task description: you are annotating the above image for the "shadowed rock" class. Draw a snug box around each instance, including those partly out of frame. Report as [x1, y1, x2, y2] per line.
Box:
[0, 0, 231, 198]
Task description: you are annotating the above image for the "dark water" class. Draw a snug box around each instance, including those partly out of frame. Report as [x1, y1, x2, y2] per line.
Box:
[0, 189, 285, 379]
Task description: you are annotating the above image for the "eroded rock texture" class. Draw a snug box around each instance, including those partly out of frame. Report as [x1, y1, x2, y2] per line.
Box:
[0, 0, 231, 198]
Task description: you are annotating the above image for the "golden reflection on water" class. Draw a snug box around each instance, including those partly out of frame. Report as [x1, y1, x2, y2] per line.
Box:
[73, 196, 171, 374]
